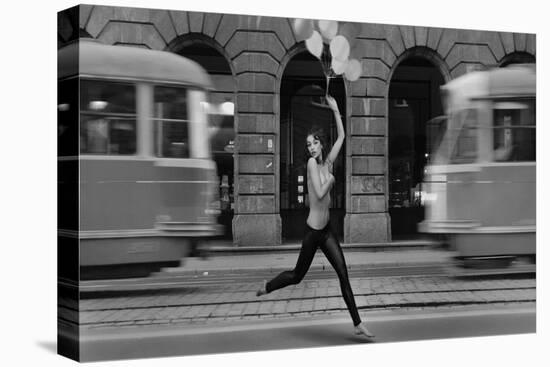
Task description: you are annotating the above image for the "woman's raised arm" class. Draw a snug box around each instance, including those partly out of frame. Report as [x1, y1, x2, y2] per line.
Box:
[325, 95, 345, 166]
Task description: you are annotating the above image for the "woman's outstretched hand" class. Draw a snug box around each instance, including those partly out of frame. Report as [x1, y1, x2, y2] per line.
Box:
[325, 95, 339, 112]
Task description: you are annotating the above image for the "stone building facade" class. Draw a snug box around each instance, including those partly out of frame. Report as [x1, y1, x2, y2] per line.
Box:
[58, 4, 536, 246]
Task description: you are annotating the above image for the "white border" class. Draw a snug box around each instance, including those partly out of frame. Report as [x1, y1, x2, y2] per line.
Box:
[4, 1, 546, 367]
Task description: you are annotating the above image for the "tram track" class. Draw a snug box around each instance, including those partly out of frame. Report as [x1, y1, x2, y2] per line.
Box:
[60, 264, 535, 298]
[72, 261, 535, 294]
[71, 263, 445, 293]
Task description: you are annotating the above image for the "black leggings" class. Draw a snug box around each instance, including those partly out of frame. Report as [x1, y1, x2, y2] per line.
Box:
[266, 223, 362, 326]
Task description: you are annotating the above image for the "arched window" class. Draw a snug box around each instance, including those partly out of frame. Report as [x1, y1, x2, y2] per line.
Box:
[169, 37, 236, 239]
[388, 50, 447, 237]
[279, 50, 347, 241]
[500, 52, 536, 67]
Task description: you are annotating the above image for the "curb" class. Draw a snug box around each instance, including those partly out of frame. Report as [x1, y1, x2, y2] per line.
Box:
[77, 261, 450, 294]
[156, 260, 448, 277]
[202, 239, 445, 255]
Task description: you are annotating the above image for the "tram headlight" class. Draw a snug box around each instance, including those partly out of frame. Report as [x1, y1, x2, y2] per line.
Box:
[220, 101, 234, 115]
[422, 192, 438, 204]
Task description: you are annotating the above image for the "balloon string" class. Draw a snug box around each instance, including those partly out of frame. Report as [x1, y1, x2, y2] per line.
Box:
[322, 45, 331, 96]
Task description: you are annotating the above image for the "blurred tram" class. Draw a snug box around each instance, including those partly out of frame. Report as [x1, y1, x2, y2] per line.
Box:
[419, 64, 536, 267]
[58, 39, 222, 279]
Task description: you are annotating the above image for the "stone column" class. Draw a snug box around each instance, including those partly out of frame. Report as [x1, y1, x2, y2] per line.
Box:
[232, 83, 281, 246]
[226, 21, 289, 246]
[344, 101, 390, 244]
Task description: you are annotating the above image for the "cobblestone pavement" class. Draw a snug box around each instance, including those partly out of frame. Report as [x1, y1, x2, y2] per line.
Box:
[59, 276, 535, 330]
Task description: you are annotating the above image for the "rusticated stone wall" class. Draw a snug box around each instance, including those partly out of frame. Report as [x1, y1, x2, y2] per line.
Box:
[59, 4, 536, 245]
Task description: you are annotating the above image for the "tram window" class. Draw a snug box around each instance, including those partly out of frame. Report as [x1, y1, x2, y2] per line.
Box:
[80, 80, 137, 155]
[154, 86, 190, 158]
[80, 116, 137, 155]
[154, 86, 188, 120]
[426, 116, 447, 163]
[450, 109, 477, 164]
[154, 120, 190, 158]
[493, 100, 536, 162]
[81, 80, 135, 114]
[58, 78, 78, 156]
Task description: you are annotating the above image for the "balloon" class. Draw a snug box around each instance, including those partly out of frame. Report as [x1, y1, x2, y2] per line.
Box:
[339, 22, 360, 48]
[344, 59, 362, 81]
[293, 18, 314, 41]
[330, 36, 350, 61]
[305, 31, 323, 59]
[331, 58, 348, 75]
[318, 20, 338, 40]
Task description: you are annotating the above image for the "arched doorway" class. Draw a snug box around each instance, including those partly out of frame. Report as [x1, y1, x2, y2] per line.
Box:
[388, 55, 446, 239]
[500, 52, 536, 67]
[280, 51, 346, 242]
[171, 40, 236, 240]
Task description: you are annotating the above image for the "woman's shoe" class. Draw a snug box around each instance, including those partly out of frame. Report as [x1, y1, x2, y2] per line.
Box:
[354, 322, 375, 339]
[256, 280, 268, 296]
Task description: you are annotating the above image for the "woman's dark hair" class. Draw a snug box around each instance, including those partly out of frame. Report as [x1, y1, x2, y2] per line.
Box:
[304, 126, 329, 163]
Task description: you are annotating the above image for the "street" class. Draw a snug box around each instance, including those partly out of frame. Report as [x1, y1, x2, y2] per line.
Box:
[58, 265, 537, 361]
[74, 304, 535, 361]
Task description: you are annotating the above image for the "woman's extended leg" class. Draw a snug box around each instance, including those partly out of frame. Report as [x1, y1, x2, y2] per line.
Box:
[259, 228, 318, 295]
[320, 231, 361, 325]
[320, 230, 374, 337]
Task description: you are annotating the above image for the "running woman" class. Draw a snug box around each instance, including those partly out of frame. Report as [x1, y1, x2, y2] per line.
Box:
[256, 95, 374, 339]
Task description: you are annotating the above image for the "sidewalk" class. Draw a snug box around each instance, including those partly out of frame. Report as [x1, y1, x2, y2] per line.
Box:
[73, 275, 536, 330]
[158, 238, 450, 276]
[77, 240, 534, 293]
[160, 248, 452, 276]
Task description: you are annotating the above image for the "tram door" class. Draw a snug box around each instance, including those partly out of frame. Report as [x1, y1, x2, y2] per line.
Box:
[280, 86, 346, 242]
[388, 59, 444, 239]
